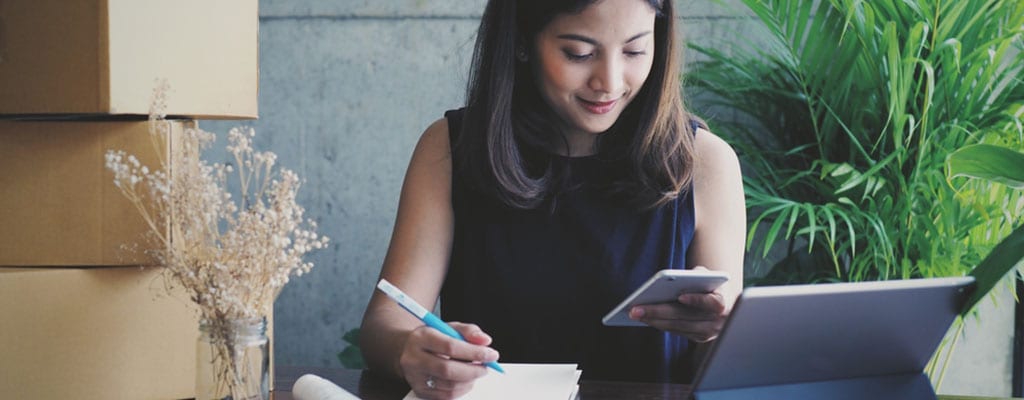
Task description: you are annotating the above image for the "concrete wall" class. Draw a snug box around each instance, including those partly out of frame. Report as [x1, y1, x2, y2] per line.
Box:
[939, 281, 1017, 397]
[199, 0, 1015, 396]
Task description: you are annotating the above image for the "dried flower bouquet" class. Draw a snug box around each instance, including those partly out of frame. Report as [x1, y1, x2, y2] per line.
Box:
[105, 85, 328, 399]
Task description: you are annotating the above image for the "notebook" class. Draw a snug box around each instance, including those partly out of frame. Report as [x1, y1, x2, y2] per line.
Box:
[692, 276, 974, 400]
[403, 363, 581, 400]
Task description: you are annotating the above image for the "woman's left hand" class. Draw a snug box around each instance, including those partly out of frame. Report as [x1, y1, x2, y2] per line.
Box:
[627, 285, 731, 342]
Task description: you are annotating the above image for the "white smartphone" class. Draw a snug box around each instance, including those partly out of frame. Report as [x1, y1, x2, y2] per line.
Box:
[602, 269, 729, 326]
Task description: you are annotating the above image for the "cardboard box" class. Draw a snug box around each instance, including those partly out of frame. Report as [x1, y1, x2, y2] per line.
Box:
[0, 119, 191, 266]
[0, 0, 257, 119]
[0, 267, 199, 400]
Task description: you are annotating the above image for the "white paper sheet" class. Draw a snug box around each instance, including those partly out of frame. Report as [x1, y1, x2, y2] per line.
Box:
[403, 363, 581, 400]
[292, 374, 361, 400]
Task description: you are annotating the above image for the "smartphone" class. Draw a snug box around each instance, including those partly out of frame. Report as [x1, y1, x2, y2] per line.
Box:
[602, 269, 729, 326]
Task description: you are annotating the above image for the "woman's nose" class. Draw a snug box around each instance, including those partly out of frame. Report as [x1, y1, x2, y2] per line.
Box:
[589, 56, 624, 94]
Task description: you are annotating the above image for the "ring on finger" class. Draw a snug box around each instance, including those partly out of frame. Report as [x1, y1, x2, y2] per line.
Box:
[426, 375, 436, 389]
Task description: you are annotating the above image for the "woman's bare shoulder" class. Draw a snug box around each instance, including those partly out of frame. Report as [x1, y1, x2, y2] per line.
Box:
[416, 117, 451, 159]
[693, 127, 739, 173]
[691, 127, 744, 227]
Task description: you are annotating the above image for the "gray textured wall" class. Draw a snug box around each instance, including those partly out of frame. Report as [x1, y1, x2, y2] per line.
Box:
[200, 0, 1013, 396]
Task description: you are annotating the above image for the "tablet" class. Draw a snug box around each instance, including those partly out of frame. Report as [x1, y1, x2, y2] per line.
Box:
[602, 269, 729, 326]
[692, 276, 974, 400]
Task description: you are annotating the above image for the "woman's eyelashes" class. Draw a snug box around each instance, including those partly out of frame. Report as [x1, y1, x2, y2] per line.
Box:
[563, 49, 593, 61]
[561, 48, 648, 62]
[624, 49, 647, 58]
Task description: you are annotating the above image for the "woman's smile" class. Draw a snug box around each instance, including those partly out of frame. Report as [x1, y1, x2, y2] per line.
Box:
[578, 97, 619, 114]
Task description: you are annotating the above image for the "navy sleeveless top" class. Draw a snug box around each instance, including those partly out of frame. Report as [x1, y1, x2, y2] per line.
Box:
[440, 109, 698, 383]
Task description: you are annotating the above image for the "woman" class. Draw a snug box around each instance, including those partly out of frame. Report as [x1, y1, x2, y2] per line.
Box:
[360, 0, 745, 397]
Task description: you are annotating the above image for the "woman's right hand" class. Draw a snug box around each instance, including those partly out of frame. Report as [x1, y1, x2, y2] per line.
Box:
[399, 322, 501, 399]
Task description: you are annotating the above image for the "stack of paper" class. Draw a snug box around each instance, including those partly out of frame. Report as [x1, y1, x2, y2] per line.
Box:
[404, 364, 582, 400]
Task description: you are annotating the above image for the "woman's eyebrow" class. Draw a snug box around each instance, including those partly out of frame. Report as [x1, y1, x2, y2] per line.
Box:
[556, 31, 653, 45]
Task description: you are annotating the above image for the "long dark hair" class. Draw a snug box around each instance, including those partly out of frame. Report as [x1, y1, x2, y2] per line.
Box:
[456, 0, 697, 210]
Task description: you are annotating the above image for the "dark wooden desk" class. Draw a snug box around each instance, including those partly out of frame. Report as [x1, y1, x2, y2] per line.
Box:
[271, 365, 1019, 400]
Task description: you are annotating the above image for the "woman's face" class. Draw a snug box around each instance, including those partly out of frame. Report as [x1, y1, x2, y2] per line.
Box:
[532, 0, 657, 155]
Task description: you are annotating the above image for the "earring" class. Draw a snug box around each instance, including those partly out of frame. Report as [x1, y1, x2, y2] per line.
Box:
[516, 46, 529, 62]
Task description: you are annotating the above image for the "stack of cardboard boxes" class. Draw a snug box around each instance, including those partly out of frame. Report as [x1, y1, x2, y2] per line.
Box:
[0, 1, 259, 398]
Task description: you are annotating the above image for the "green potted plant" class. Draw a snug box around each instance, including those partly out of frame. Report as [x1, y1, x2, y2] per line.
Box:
[685, 0, 1024, 388]
[687, 0, 1022, 284]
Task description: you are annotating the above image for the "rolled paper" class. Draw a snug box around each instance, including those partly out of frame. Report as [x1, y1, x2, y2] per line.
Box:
[292, 374, 361, 400]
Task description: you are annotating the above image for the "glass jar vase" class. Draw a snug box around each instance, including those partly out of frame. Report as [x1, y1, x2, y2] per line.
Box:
[196, 317, 269, 400]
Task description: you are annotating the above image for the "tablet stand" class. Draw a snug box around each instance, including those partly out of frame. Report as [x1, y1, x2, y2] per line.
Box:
[694, 372, 936, 400]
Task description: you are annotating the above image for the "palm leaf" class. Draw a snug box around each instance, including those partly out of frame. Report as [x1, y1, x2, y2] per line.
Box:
[948, 144, 1024, 189]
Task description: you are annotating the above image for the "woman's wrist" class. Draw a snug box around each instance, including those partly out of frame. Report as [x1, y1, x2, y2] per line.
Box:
[391, 329, 413, 380]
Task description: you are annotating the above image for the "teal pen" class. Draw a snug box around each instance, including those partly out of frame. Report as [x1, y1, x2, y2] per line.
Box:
[376, 279, 506, 373]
